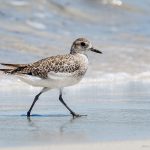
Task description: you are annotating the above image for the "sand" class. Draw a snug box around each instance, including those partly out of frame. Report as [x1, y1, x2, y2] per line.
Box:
[1, 140, 150, 150]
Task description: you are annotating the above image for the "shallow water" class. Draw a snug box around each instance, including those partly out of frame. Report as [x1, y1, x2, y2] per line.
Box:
[0, 81, 150, 147]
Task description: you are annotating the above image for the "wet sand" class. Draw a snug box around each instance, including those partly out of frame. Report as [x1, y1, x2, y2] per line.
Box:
[1, 140, 150, 150]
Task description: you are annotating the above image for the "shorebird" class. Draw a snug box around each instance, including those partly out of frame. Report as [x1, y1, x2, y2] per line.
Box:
[0, 38, 102, 118]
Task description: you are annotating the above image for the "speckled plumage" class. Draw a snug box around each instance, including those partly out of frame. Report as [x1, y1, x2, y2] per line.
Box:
[13, 54, 87, 79]
[1, 53, 88, 79]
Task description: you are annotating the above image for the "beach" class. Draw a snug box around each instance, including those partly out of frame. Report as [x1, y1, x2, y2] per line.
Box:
[1, 140, 150, 150]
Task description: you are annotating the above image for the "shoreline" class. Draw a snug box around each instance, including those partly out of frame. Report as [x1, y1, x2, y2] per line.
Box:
[1, 140, 150, 150]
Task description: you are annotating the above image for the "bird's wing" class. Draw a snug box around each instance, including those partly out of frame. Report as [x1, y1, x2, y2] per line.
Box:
[1, 54, 80, 79]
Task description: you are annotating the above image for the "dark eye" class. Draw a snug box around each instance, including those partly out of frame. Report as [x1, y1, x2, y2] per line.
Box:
[81, 42, 86, 47]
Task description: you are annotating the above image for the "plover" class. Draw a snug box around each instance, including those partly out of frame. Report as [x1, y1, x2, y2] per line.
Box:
[0, 38, 102, 118]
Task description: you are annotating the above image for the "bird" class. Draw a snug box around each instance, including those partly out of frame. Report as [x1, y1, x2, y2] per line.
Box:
[0, 38, 102, 118]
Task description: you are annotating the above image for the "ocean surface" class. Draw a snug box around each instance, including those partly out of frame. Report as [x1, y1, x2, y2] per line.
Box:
[0, 0, 150, 147]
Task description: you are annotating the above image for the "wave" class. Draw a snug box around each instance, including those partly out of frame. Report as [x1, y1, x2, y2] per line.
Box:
[1, 71, 150, 90]
[83, 72, 150, 84]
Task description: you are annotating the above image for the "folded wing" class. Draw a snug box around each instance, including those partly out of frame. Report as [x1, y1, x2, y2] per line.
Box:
[0, 54, 80, 79]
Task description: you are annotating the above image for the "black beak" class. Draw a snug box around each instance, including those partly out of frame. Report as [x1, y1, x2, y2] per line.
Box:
[90, 47, 102, 54]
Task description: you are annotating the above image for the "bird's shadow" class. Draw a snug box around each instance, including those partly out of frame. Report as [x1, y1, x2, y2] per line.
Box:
[0, 113, 86, 134]
[25, 113, 86, 133]
[21, 113, 70, 118]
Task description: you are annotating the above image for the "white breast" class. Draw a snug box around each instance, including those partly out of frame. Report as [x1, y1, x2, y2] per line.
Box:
[76, 54, 89, 75]
[78, 54, 88, 66]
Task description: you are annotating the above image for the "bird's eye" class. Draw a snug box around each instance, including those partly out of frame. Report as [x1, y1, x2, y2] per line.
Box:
[81, 42, 86, 47]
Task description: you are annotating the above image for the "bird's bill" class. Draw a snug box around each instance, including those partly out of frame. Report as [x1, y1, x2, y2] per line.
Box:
[90, 47, 102, 54]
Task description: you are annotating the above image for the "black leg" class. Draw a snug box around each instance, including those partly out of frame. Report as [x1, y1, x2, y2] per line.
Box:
[27, 87, 48, 117]
[59, 89, 81, 118]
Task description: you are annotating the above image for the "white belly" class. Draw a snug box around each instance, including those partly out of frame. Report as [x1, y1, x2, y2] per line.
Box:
[17, 72, 83, 89]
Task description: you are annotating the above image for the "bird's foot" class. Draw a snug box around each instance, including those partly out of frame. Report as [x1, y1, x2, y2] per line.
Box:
[27, 111, 31, 117]
[71, 112, 87, 118]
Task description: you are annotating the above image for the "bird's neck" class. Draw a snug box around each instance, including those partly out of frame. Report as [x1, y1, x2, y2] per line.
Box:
[70, 51, 88, 58]
[70, 48, 86, 55]
[70, 48, 77, 54]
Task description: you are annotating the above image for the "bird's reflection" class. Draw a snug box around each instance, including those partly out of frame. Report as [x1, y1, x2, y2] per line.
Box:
[26, 114, 83, 134]
[59, 117, 75, 133]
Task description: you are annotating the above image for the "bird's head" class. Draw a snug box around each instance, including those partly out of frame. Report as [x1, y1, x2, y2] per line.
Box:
[70, 38, 102, 55]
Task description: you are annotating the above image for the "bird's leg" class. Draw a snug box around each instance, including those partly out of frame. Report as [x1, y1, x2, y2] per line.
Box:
[27, 92, 42, 117]
[59, 89, 81, 118]
[27, 87, 49, 117]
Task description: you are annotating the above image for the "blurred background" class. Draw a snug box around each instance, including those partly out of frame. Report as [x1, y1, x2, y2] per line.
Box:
[0, 0, 150, 85]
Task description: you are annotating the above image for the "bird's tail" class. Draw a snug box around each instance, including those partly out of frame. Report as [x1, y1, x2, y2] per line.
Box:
[0, 63, 27, 74]
[0, 63, 27, 68]
[0, 68, 13, 73]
